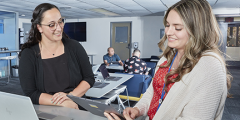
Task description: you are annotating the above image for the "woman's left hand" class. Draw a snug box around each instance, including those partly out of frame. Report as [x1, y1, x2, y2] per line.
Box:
[51, 92, 70, 105]
[104, 111, 133, 120]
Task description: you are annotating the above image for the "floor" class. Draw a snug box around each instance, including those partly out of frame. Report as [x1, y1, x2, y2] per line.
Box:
[222, 66, 240, 120]
[0, 66, 240, 120]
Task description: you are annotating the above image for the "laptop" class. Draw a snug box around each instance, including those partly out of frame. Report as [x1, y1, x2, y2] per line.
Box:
[109, 61, 120, 66]
[0, 91, 73, 120]
[92, 64, 110, 88]
[99, 65, 122, 81]
[67, 95, 126, 120]
[92, 64, 101, 76]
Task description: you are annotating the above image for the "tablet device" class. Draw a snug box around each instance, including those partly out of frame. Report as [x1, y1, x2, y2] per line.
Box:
[67, 95, 125, 120]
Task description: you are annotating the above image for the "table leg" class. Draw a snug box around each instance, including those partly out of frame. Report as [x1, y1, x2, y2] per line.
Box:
[9, 53, 12, 78]
[91, 55, 93, 66]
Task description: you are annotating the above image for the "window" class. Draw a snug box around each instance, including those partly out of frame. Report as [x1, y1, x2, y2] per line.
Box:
[0, 19, 3, 34]
[227, 24, 240, 47]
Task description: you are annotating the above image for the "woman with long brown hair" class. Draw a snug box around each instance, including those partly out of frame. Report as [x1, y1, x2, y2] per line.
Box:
[105, 0, 231, 119]
[19, 3, 95, 110]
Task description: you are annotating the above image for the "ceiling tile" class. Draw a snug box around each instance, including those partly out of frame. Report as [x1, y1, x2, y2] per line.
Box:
[160, 0, 180, 8]
[0, 0, 239, 19]
[133, 0, 167, 13]
[50, 0, 97, 9]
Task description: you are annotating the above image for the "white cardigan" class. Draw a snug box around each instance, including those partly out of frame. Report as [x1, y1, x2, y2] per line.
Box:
[134, 52, 227, 120]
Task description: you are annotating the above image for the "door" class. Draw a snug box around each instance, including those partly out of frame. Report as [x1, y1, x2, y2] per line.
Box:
[23, 23, 31, 43]
[111, 22, 131, 61]
[226, 23, 240, 60]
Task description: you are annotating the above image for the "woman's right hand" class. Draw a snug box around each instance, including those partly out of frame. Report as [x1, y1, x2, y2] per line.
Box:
[124, 107, 140, 119]
[60, 100, 79, 110]
[104, 107, 140, 120]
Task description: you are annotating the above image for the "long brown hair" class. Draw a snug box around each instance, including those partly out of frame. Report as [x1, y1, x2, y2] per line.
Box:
[158, 0, 231, 92]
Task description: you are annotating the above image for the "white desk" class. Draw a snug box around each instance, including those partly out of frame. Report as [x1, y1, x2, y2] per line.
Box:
[85, 73, 133, 98]
[34, 105, 107, 120]
[150, 59, 159, 62]
[0, 50, 20, 82]
[0, 50, 21, 53]
[106, 65, 124, 70]
[87, 53, 96, 65]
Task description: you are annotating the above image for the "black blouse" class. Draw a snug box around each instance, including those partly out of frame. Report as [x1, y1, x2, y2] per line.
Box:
[19, 37, 95, 104]
[42, 53, 71, 95]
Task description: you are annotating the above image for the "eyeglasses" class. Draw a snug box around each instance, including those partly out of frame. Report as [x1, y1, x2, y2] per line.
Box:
[40, 18, 65, 31]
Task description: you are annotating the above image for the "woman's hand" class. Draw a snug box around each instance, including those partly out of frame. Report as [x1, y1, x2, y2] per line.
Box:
[104, 111, 132, 120]
[61, 100, 79, 110]
[104, 107, 140, 120]
[51, 92, 70, 105]
[124, 107, 140, 119]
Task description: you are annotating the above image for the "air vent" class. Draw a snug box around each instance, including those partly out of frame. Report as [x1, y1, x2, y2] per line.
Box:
[59, 7, 71, 10]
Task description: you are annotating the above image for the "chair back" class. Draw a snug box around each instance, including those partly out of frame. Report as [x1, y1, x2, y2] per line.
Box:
[118, 73, 151, 98]
[150, 55, 160, 60]
[145, 62, 157, 77]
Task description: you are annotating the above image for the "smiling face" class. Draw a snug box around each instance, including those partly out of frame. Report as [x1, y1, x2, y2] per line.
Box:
[165, 10, 189, 51]
[37, 8, 63, 42]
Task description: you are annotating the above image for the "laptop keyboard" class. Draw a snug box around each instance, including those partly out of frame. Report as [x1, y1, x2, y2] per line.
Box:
[93, 82, 109, 88]
[106, 76, 122, 81]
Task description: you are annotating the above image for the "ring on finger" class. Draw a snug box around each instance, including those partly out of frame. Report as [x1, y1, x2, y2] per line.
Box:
[59, 93, 61, 96]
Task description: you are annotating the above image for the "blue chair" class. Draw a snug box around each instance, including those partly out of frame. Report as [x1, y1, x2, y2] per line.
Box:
[117, 73, 152, 101]
[141, 58, 151, 62]
[151, 55, 160, 60]
[145, 62, 157, 77]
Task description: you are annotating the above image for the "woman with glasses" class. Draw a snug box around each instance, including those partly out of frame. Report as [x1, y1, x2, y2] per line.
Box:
[18, 3, 95, 110]
[105, 0, 231, 120]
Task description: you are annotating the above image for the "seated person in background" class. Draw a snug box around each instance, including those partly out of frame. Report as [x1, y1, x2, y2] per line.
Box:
[103, 47, 123, 66]
[19, 3, 94, 110]
[124, 49, 148, 75]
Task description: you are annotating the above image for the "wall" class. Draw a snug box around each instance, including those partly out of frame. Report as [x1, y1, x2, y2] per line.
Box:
[0, 12, 18, 73]
[66, 16, 164, 64]
[19, 18, 31, 28]
[218, 22, 228, 59]
[141, 16, 164, 58]
[0, 17, 16, 50]
[226, 47, 240, 61]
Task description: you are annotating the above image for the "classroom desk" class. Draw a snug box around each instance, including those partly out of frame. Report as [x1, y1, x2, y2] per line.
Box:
[34, 105, 107, 120]
[106, 65, 124, 70]
[0, 50, 20, 79]
[150, 59, 159, 62]
[0, 50, 21, 54]
[87, 53, 96, 66]
[85, 72, 133, 98]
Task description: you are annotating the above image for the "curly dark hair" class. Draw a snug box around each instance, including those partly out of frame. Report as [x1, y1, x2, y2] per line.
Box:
[18, 3, 68, 58]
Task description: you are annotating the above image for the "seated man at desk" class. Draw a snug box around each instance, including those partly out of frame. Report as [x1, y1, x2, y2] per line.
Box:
[124, 49, 148, 75]
[103, 47, 123, 66]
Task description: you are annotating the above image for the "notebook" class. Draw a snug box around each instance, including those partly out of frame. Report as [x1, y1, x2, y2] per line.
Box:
[67, 95, 125, 120]
[99, 65, 122, 81]
[0, 91, 73, 120]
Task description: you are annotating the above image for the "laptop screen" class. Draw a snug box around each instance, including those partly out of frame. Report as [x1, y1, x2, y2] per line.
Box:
[109, 61, 119, 65]
[99, 65, 110, 79]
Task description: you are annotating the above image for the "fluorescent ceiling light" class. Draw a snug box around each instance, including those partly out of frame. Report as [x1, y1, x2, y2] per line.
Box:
[20, 14, 25, 16]
[89, 8, 120, 16]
